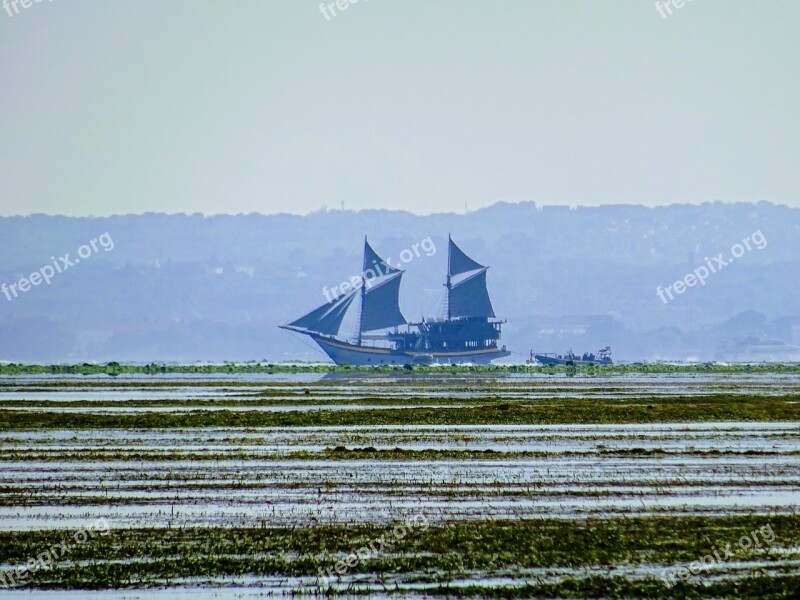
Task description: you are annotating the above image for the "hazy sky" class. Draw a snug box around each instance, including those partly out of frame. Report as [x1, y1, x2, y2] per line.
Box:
[1, 0, 798, 216]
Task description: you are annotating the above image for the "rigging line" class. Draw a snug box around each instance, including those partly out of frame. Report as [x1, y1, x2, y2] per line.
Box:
[438, 286, 448, 320]
[286, 330, 329, 360]
[422, 287, 446, 321]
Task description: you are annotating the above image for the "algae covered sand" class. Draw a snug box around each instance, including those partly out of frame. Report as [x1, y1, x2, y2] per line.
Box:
[1, 369, 798, 597]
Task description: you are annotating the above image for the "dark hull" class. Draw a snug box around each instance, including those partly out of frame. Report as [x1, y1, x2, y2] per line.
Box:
[534, 354, 612, 366]
[311, 334, 511, 366]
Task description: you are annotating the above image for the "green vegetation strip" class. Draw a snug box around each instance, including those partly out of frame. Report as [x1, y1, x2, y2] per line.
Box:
[0, 515, 798, 594]
[4, 391, 799, 408]
[1, 394, 798, 429]
[1, 361, 799, 376]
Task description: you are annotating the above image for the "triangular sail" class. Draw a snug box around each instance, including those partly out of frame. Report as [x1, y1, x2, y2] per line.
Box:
[287, 289, 357, 336]
[446, 237, 496, 319]
[360, 271, 407, 331]
[449, 268, 495, 318]
[449, 238, 485, 277]
[363, 240, 402, 279]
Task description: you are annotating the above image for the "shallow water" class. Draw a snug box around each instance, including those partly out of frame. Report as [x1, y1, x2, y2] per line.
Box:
[1, 372, 798, 594]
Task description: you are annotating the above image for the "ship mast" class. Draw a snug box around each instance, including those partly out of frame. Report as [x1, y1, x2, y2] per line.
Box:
[357, 235, 366, 345]
[445, 233, 452, 320]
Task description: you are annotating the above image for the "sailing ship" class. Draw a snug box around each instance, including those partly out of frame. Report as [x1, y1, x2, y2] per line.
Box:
[280, 236, 510, 365]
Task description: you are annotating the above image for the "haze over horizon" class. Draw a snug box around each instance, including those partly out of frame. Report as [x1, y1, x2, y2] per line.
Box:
[1, 198, 797, 219]
[2, 0, 799, 217]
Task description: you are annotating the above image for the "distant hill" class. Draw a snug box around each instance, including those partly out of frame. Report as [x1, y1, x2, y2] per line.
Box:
[1, 201, 798, 362]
